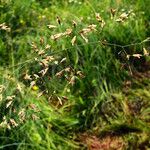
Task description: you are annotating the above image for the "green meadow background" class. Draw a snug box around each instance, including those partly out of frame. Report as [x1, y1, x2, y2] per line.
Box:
[0, 0, 150, 149]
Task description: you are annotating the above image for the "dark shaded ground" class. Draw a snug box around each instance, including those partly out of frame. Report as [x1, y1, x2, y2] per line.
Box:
[77, 64, 150, 150]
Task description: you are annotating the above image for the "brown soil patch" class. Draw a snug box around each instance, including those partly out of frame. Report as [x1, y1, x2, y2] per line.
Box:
[78, 133, 126, 150]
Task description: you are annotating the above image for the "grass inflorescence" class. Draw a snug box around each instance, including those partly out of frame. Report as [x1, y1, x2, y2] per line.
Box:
[0, 0, 150, 149]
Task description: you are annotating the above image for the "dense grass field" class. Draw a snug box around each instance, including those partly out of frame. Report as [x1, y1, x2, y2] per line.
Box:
[0, 0, 150, 149]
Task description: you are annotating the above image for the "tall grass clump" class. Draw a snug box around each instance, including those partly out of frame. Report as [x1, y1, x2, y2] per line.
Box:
[0, 0, 150, 149]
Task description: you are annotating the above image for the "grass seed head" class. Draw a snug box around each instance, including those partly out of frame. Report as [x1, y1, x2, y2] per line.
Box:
[31, 42, 38, 51]
[87, 24, 97, 30]
[64, 67, 71, 72]
[18, 108, 26, 123]
[45, 56, 55, 62]
[9, 119, 18, 127]
[38, 49, 45, 56]
[6, 100, 13, 108]
[6, 95, 15, 101]
[60, 57, 67, 63]
[40, 37, 44, 45]
[120, 12, 129, 20]
[24, 72, 32, 80]
[71, 36, 76, 46]
[101, 20, 106, 28]
[39, 59, 49, 67]
[39, 67, 49, 76]
[0, 116, 7, 128]
[47, 24, 57, 29]
[51, 33, 64, 40]
[64, 28, 72, 36]
[37, 91, 44, 98]
[32, 114, 39, 120]
[28, 104, 40, 112]
[33, 74, 40, 79]
[69, 76, 76, 86]
[95, 13, 102, 22]
[45, 44, 51, 50]
[126, 55, 130, 60]
[57, 96, 63, 105]
[0, 94, 2, 101]
[0, 22, 11, 32]
[80, 28, 91, 34]
[132, 54, 142, 59]
[110, 8, 117, 17]
[55, 70, 64, 78]
[16, 83, 23, 93]
[30, 81, 36, 87]
[77, 71, 85, 78]
[72, 20, 77, 28]
[116, 12, 129, 22]
[143, 48, 149, 56]
[80, 33, 88, 43]
[0, 85, 5, 93]
[80, 24, 97, 35]
[56, 16, 61, 25]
